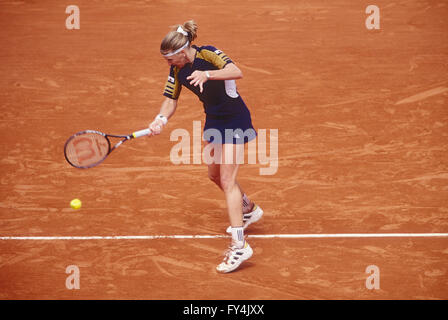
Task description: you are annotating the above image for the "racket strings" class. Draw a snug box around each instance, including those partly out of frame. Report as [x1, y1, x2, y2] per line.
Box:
[65, 132, 110, 168]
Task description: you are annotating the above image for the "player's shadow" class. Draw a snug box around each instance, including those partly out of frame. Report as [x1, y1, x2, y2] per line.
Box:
[236, 262, 255, 272]
[212, 262, 255, 274]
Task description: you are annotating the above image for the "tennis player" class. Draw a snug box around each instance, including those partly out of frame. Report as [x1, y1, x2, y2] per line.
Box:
[148, 20, 263, 273]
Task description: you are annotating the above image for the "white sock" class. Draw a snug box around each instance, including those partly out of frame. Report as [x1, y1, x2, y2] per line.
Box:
[231, 226, 245, 248]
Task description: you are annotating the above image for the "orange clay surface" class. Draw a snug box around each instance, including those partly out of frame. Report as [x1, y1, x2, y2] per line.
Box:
[0, 0, 447, 299]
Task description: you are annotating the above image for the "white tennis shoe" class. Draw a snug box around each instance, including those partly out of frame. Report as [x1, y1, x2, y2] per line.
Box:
[226, 204, 264, 234]
[216, 241, 253, 273]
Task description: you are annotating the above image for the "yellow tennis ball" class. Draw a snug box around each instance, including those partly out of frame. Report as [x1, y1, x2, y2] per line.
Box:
[70, 199, 82, 210]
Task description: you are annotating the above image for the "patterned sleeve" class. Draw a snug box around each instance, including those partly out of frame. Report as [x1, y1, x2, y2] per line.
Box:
[163, 66, 182, 100]
[198, 46, 233, 69]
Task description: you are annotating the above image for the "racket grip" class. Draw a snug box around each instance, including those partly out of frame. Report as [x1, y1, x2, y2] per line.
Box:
[132, 128, 152, 138]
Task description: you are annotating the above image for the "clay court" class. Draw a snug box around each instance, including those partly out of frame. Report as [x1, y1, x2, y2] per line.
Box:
[0, 0, 447, 300]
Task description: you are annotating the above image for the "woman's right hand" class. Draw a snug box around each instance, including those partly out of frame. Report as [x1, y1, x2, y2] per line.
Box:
[149, 118, 164, 135]
[149, 114, 168, 135]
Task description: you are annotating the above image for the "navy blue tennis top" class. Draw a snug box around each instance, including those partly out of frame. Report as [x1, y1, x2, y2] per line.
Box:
[163, 45, 248, 116]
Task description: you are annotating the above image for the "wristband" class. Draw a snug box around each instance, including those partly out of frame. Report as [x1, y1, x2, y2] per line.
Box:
[156, 114, 168, 125]
[205, 71, 211, 79]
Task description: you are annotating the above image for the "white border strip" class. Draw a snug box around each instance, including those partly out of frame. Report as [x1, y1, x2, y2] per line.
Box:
[0, 233, 447, 240]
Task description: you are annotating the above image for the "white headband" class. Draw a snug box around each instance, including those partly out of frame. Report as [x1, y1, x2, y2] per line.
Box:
[163, 40, 190, 57]
[162, 26, 190, 57]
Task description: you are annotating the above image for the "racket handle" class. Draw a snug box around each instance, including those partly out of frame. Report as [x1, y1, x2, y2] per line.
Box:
[132, 128, 152, 138]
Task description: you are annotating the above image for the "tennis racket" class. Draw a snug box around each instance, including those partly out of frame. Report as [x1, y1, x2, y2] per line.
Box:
[64, 128, 151, 169]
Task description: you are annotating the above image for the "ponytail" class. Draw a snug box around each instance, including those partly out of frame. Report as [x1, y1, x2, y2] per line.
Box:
[160, 20, 198, 55]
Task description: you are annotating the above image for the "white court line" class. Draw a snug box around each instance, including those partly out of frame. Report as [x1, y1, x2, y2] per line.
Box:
[0, 233, 447, 240]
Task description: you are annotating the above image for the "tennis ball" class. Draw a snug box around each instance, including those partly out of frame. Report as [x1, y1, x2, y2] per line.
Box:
[70, 199, 82, 210]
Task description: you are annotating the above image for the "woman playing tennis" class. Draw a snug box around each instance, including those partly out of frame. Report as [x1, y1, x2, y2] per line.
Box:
[148, 20, 263, 273]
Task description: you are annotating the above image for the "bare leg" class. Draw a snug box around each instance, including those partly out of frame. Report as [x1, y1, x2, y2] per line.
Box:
[220, 144, 245, 227]
[208, 163, 246, 193]
[214, 144, 254, 273]
[206, 142, 253, 213]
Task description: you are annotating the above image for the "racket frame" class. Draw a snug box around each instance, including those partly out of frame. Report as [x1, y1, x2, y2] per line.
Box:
[64, 130, 138, 169]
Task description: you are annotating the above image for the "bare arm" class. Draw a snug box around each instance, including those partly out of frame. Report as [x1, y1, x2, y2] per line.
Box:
[187, 63, 243, 93]
[206, 63, 243, 80]
[158, 97, 178, 119]
[149, 97, 177, 135]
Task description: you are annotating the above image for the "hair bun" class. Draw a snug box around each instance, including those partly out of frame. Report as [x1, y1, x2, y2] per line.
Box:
[182, 20, 198, 42]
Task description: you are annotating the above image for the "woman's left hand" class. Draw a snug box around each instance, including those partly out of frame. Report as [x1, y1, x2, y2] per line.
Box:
[187, 71, 208, 93]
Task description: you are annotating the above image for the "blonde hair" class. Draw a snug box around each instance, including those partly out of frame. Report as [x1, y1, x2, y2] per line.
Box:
[160, 20, 198, 55]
